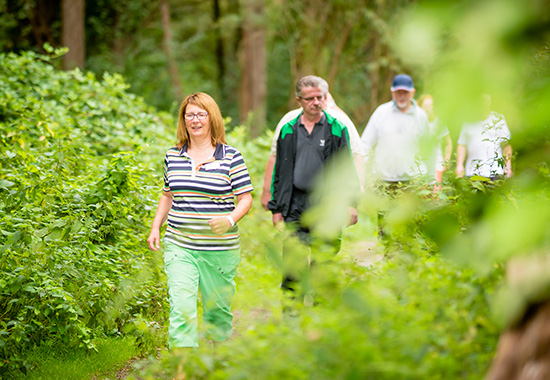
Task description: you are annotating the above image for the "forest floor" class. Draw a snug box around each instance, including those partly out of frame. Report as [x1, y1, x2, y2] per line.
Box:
[349, 240, 383, 267]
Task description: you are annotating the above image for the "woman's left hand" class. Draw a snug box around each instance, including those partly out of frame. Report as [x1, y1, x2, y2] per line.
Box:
[209, 216, 232, 235]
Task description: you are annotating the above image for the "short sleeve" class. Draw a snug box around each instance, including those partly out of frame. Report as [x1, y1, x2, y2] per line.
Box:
[439, 125, 450, 140]
[497, 115, 511, 142]
[229, 149, 254, 195]
[271, 109, 301, 156]
[361, 109, 380, 153]
[162, 155, 170, 192]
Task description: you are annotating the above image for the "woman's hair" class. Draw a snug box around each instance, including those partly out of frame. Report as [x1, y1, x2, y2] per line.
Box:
[417, 94, 433, 109]
[176, 92, 226, 148]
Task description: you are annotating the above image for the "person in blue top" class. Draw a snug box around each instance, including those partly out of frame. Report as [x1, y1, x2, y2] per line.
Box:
[147, 92, 253, 378]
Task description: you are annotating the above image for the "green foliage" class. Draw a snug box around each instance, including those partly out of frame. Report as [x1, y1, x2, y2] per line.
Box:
[394, 0, 550, 327]
[132, 206, 503, 379]
[18, 336, 138, 380]
[85, 0, 226, 113]
[0, 50, 173, 376]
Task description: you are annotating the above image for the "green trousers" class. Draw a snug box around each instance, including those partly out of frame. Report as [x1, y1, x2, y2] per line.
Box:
[164, 242, 241, 348]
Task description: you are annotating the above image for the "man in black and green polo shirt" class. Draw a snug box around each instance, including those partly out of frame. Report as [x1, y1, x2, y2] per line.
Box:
[268, 75, 358, 294]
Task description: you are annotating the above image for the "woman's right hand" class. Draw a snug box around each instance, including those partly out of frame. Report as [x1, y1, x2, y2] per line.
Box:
[147, 229, 161, 251]
[147, 191, 173, 251]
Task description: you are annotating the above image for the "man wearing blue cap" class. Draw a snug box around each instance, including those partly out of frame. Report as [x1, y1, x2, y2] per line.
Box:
[360, 74, 430, 240]
[360, 74, 429, 183]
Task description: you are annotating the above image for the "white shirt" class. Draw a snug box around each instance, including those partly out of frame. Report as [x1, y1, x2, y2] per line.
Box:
[458, 112, 511, 177]
[361, 100, 430, 182]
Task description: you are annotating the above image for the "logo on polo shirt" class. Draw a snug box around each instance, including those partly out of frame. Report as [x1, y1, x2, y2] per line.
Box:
[204, 162, 221, 170]
[320, 139, 325, 147]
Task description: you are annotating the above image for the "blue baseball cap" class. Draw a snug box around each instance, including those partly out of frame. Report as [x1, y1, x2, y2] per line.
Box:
[391, 74, 415, 92]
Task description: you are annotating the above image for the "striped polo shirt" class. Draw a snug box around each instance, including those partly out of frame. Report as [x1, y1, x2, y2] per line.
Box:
[163, 143, 253, 251]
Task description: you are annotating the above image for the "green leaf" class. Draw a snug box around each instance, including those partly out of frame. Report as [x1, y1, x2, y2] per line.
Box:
[0, 180, 15, 189]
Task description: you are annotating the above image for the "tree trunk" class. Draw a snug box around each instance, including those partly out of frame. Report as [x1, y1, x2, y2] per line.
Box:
[160, 0, 183, 101]
[30, 0, 57, 50]
[368, 33, 382, 119]
[326, 15, 355, 86]
[213, 0, 225, 96]
[485, 255, 550, 380]
[239, 0, 266, 137]
[62, 0, 85, 70]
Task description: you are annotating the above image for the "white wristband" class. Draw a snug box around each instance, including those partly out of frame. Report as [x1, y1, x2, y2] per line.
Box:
[226, 215, 235, 226]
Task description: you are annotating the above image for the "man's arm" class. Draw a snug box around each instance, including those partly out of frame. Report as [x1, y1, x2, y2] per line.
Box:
[353, 156, 366, 191]
[261, 155, 276, 210]
[272, 212, 284, 226]
[268, 146, 285, 227]
[499, 116, 512, 178]
[456, 144, 467, 177]
[502, 143, 512, 177]
[348, 207, 358, 226]
[442, 134, 453, 170]
[267, 128, 286, 227]
[335, 122, 359, 226]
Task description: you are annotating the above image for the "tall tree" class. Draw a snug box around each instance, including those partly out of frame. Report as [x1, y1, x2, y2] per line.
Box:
[274, 1, 361, 87]
[269, 0, 412, 127]
[213, 0, 226, 96]
[30, 0, 58, 50]
[239, 0, 266, 137]
[62, 0, 85, 70]
[160, 0, 183, 101]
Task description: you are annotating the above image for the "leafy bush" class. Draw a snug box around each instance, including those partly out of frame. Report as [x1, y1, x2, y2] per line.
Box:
[0, 49, 173, 376]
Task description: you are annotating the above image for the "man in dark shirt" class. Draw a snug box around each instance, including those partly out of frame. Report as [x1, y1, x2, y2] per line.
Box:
[268, 75, 358, 295]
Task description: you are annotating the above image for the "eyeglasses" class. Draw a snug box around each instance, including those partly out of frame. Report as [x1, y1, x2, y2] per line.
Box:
[300, 95, 324, 103]
[184, 112, 209, 120]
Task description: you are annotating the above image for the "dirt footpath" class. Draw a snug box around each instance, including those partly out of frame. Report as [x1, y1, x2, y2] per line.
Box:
[348, 240, 383, 267]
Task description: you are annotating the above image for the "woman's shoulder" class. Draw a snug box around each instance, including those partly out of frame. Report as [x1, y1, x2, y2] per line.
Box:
[165, 146, 183, 157]
[220, 144, 241, 155]
[219, 144, 250, 163]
